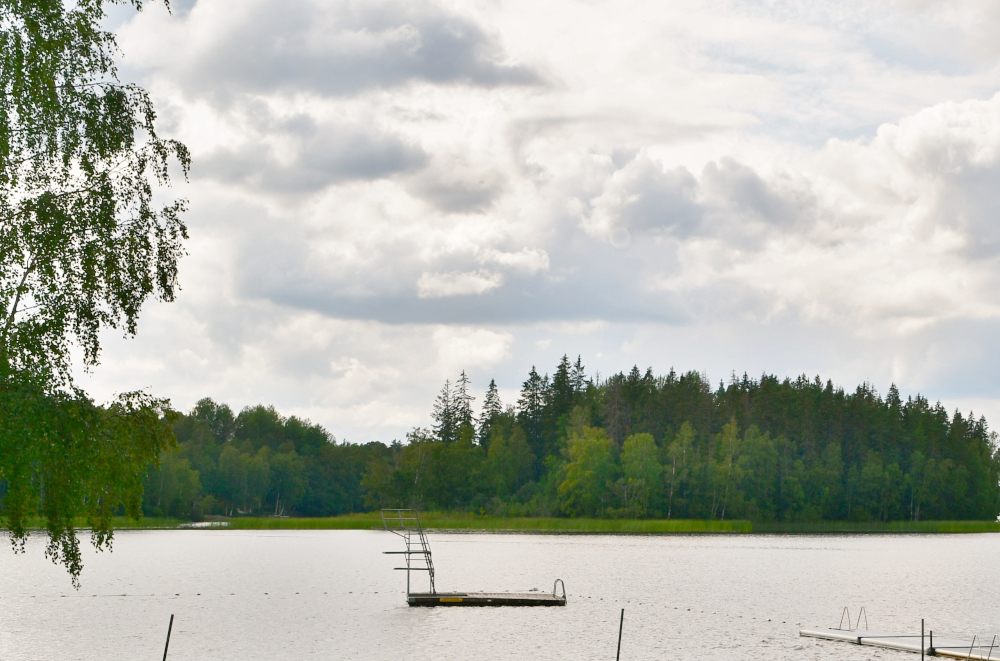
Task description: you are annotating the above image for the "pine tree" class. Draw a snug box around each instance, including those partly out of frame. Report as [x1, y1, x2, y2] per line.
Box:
[478, 379, 503, 445]
[432, 379, 456, 443]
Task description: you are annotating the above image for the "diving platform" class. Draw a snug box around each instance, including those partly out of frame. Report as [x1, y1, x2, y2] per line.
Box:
[408, 585, 567, 607]
[379, 509, 567, 607]
[801, 608, 999, 660]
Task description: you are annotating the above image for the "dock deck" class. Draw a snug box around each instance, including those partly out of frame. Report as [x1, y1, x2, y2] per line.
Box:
[408, 591, 567, 607]
[801, 628, 999, 660]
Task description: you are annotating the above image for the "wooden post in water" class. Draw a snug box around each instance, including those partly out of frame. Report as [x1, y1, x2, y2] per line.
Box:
[616, 609, 624, 661]
[921, 619, 925, 661]
[163, 614, 174, 661]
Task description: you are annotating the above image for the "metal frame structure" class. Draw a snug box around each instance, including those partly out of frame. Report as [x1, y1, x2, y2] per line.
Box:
[381, 509, 435, 596]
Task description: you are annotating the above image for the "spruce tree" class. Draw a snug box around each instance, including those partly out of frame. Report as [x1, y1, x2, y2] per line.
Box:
[517, 366, 549, 463]
[571, 355, 587, 392]
[478, 379, 503, 445]
[453, 370, 476, 440]
[431, 379, 455, 443]
[551, 355, 574, 422]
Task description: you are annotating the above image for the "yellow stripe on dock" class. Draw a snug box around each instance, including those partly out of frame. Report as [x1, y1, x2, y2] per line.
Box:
[439, 597, 464, 603]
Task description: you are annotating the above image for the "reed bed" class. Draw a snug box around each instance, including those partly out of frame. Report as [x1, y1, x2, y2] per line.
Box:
[222, 515, 1000, 534]
[754, 520, 1000, 533]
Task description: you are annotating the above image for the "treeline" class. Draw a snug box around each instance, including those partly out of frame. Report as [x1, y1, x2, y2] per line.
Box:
[145, 358, 1000, 522]
[143, 400, 381, 519]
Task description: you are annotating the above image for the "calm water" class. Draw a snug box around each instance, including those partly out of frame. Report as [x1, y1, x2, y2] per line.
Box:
[1, 529, 998, 660]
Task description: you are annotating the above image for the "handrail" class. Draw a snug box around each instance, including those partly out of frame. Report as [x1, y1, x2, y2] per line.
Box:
[838, 607, 852, 631]
[553, 578, 566, 601]
[968, 634, 980, 660]
[835, 606, 866, 632]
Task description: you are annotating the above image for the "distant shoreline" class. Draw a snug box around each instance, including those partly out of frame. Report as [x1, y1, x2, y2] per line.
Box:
[51, 514, 1000, 534]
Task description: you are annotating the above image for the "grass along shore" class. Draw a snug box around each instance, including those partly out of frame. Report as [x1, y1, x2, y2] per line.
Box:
[223, 513, 751, 533]
[6, 515, 999, 534]
[217, 514, 1000, 534]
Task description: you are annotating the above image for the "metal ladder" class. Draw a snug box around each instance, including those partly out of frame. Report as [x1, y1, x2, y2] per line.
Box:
[381, 509, 435, 595]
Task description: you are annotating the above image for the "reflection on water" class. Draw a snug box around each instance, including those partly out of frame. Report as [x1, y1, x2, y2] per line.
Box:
[1, 529, 998, 660]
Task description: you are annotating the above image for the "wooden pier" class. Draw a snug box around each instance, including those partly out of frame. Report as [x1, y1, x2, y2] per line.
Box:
[408, 591, 567, 607]
[380, 508, 567, 608]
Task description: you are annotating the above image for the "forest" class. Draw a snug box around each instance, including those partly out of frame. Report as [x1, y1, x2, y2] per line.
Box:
[146, 357, 1000, 522]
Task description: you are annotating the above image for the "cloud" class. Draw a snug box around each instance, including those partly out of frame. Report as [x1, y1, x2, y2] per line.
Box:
[197, 117, 427, 192]
[202, 90, 1000, 336]
[892, 0, 1000, 59]
[873, 93, 1000, 256]
[417, 270, 504, 298]
[479, 248, 549, 275]
[700, 158, 813, 231]
[124, 0, 543, 102]
[432, 326, 514, 373]
[585, 155, 702, 243]
[406, 162, 507, 213]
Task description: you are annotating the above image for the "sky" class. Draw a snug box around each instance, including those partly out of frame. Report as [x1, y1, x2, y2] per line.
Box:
[79, 0, 1000, 443]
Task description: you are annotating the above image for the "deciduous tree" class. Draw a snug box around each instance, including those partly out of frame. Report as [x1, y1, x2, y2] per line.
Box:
[0, 0, 188, 584]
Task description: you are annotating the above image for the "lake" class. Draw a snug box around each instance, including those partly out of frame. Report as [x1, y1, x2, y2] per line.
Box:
[1, 529, 998, 660]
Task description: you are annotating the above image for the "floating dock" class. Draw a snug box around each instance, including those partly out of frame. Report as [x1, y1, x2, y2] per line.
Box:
[408, 590, 566, 607]
[380, 508, 567, 607]
[801, 611, 999, 660]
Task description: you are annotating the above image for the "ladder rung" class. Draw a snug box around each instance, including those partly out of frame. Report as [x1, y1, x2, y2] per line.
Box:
[383, 551, 429, 554]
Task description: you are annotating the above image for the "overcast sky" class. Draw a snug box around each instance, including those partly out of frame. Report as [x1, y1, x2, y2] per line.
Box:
[79, 0, 1000, 442]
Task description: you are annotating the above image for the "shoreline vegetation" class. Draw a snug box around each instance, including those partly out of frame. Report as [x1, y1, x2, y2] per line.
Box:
[10, 515, 997, 534]
[220, 515, 1000, 534]
[142, 360, 1000, 527]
